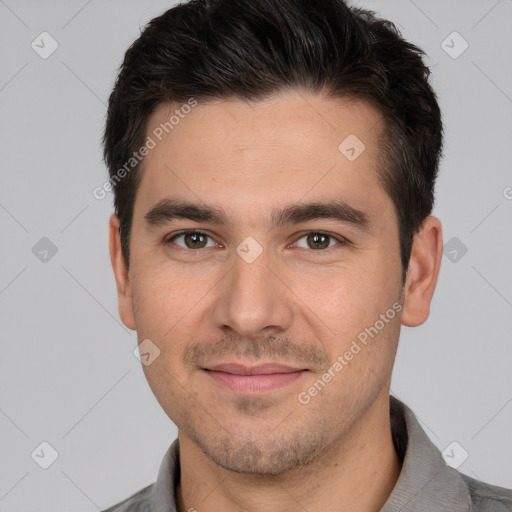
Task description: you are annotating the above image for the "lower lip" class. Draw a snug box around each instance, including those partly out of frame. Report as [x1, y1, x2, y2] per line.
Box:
[205, 370, 307, 393]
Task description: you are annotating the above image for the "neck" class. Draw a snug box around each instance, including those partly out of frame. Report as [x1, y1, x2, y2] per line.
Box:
[177, 392, 401, 512]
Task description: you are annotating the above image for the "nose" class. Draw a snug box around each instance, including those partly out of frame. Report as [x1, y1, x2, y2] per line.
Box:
[211, 244, 294, 340]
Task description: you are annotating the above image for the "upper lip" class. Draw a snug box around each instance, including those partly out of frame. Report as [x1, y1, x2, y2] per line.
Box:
[205, 363, 305, 375]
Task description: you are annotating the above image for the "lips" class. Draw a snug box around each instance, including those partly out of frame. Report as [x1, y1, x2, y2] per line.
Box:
[203, 363, 307, 393]
[207, 363, 303, 375]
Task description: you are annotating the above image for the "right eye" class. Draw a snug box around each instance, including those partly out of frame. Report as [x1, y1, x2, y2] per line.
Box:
[165, 230, 219, 250]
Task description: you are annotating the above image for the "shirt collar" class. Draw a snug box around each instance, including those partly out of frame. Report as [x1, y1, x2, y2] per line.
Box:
[153, 436, 180, 512]
[151, 396, 474, 512]
[381, 396, 473, 512]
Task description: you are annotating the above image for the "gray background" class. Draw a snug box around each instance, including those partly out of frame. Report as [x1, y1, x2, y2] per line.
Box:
[1, 0, 511, 510]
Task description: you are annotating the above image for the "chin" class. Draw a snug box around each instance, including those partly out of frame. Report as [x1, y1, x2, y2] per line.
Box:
[187, 424, 330, 476]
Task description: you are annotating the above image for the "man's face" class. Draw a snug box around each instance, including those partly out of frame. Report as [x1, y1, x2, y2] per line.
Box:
[118, 90, 405, 474]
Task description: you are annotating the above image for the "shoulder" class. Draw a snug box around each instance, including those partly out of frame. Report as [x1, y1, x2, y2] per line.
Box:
[461, 473, 512, 511]
[101, 483, 155, 512]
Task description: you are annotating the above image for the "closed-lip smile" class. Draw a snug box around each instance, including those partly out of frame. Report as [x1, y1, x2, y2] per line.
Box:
[203, 362, 308, 393]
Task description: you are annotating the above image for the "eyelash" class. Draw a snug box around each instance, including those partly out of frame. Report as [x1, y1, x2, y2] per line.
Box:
[164, 230, 348, 252]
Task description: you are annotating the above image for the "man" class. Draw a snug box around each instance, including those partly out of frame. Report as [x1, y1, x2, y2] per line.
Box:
[102, 0, 512, 510]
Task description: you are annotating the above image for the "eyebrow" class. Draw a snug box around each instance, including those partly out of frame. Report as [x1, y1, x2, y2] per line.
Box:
[144, 197, 371, 232]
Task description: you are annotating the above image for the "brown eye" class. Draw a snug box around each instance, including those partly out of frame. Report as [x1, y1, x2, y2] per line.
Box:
[168, 231, 214, 249]
[293, 231, 345, 250]
[306, 232, 330, 249]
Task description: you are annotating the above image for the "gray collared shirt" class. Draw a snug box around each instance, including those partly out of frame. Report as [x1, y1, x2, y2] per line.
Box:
[102, 396, 512, 511]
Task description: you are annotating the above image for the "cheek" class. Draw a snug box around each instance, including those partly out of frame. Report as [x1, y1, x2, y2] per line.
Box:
[132, 270, 193, 410]
[287, 258, 402, 384]
[130, 273, 189, 394]
[132, 263, 199, 332]
[293, 260, 395, 332]
[141, 360, 192, 430]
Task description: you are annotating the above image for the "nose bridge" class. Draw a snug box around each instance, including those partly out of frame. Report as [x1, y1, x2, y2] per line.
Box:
[212, 242, 293, 337]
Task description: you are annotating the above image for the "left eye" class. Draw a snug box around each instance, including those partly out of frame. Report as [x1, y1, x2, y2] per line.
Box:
[293, 231, 343, 250]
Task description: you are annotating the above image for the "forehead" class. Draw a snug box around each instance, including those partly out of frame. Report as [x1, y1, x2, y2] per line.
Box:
[146, 91, 383, 161]
[134, 90, 391, 227]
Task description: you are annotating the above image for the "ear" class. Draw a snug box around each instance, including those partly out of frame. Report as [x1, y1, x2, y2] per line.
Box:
[109, 214, 136, 330]
[401, 216, 443, 327]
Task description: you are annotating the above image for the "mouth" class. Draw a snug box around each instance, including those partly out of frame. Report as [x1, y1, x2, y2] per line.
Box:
[202, 363, 308, 394]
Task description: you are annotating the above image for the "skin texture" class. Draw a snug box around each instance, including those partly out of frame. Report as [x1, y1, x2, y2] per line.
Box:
[109, 90, 443, 512]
